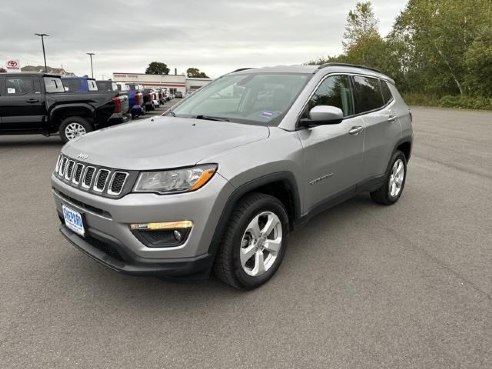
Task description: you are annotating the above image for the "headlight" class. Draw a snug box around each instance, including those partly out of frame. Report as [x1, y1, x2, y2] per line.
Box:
[133, 164, 217, 194]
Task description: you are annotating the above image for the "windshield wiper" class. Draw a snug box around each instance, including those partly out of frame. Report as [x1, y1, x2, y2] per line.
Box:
[195, 115, 230, 122]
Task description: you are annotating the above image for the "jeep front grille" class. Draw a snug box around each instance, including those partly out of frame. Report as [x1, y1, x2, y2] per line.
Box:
[53, 154, 131, 198]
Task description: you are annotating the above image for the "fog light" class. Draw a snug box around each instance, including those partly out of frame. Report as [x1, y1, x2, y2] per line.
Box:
[129, 220, 193, 248]
[130, 220, 193, 231]
[173, 230, 182, 241]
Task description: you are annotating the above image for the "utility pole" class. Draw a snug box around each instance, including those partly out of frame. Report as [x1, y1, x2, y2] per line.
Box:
[34, 33, 49, 72]
[86, 53, 95, 78]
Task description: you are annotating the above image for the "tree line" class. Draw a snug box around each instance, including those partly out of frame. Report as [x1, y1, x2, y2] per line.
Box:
[145, 62, 209, 78]
[309, 0, 492, 109]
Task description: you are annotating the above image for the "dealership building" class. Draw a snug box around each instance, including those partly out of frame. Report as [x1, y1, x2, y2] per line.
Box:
[112, 72, 212, 94]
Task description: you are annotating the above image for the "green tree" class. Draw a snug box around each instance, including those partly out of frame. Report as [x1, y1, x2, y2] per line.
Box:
[186, 67, 209, 78]
[145, 62, 170, 75]
[391, 0, 491, 95]
[464, 26, 492, 97]
[343, 1, 379, 51]
[309, 2, 386, 72]
[306, 0, 492, 107]
[306, 55, 346, 65]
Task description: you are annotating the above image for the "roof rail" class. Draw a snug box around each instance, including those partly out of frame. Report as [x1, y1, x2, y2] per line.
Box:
[232, 68, 254, 73]
[317, 62, 383, 74]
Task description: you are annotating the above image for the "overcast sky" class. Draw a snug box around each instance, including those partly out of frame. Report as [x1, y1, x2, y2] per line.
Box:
[0, 0, 407, 79]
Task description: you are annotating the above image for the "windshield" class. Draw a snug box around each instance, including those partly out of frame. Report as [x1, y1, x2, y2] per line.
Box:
[170, 72, 312, 126]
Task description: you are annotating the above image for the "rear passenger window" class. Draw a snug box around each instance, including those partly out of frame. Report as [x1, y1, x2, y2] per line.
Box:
[63, 79, 80, 92]
[44, 77, 65, 93]
[305, 75, 354, 117]
[88, 80, 98, 91]
[352, 76, 384, 114]
[380, 80, 393, 104]
[5, 77, 35, 95]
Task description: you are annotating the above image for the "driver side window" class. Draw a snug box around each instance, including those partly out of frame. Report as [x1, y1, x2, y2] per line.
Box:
[305, 75, 354, 117]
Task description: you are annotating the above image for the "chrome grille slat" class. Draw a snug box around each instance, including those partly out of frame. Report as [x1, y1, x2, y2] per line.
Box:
[64, 160, 75, 181]
[93, 169, 110, 192]
[59, 157, 68, 176]
[55, 154, 62, 172]
[72, 163, 85, 185]
[82, 166, 96, 189]
[108, 172, 129, 196]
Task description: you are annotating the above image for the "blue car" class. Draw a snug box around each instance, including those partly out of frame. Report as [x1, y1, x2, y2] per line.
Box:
[62, 76, 99, 93]
[115, 82, 145, 118]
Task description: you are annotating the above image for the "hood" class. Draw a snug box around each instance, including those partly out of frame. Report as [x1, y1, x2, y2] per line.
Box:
[62, 116, 270, 170]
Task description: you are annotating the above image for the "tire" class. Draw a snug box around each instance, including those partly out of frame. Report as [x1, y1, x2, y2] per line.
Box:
[370, 150, 407, 205]
[59, 116, 93, 143]
[214, 193, 289, 290]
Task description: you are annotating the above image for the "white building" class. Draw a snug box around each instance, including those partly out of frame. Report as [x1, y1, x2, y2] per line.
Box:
[112, 72, 212, 94]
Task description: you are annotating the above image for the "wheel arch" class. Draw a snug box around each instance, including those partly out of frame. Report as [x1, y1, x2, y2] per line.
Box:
[208, 172, 301, 257]
[50, 104, 95, 127]
[394, 136, 413, 162]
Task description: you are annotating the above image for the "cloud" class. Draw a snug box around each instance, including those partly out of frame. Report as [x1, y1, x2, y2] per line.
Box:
[0, 0, 407, 78]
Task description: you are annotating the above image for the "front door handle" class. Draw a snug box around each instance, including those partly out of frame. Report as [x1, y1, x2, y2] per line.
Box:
[388, 115, 397, 122]
[349, 126, 364, 135]
[26, 98, 39, 103]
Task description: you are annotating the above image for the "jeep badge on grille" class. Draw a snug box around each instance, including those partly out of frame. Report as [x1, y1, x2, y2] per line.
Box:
[77, 153, 89, 160]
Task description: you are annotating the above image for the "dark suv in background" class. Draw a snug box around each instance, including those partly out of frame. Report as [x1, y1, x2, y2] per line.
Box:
[0, 73, 127, 142]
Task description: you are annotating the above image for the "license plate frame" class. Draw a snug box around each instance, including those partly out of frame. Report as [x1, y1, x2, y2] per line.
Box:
[62, 204, 85, 237]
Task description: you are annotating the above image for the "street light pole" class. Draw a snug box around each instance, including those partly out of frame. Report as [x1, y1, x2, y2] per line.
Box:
[86, 53, 95, 78]
[34, 33, 49, 72]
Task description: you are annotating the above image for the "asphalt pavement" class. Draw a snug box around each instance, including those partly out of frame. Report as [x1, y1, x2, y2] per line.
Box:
[0, 106, 490, 368]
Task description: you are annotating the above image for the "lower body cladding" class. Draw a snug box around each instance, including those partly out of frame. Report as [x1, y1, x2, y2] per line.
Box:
[51, 173, 234, 277]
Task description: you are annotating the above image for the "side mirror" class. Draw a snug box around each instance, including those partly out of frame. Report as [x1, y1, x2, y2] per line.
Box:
[300, 105, 344, 127]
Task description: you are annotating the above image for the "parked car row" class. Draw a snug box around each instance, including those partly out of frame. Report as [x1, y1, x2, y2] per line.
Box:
[141, 87, 178, 111]
[0, 72, 186, 142]
[61, 76, 180, 117]
[0, 73, 130, 142]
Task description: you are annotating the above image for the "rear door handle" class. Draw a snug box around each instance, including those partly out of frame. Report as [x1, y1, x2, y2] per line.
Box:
[388, 115, 397, 122]
[348, 126, 364, 135]
[26, 98, 39, 103]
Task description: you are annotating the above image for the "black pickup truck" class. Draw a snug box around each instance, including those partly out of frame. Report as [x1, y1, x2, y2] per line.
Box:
[0, 73, 128, 142]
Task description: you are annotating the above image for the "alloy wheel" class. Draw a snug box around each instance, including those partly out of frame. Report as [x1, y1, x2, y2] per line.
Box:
[240, 211, 283, 277]
[64, 122, 87, 141]
[389, 158, 405, 198]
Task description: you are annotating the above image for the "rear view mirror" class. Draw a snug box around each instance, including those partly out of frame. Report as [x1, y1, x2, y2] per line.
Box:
[300, 105, 344, 127]
[310, 105, 343, 123]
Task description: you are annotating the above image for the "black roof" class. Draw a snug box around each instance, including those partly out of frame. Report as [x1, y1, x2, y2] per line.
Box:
[0, 72, 61, 78]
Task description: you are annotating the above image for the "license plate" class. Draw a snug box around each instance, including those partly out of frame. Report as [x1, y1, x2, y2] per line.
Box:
[62, 205, 85, 237]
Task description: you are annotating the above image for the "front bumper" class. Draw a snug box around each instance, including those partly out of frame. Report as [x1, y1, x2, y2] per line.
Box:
[59, 224, 214, 276]
[52, 172, 234, 276]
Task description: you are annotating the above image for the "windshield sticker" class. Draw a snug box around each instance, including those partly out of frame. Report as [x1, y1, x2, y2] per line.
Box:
[261, 111, 273, 117]
[7, 88, 15, 94]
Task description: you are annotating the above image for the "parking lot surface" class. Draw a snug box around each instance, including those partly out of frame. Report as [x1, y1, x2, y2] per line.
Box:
[0, 106, 490, 368]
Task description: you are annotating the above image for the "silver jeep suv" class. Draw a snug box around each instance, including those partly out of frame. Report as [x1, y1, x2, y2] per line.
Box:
[52, 64, 413, 289]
